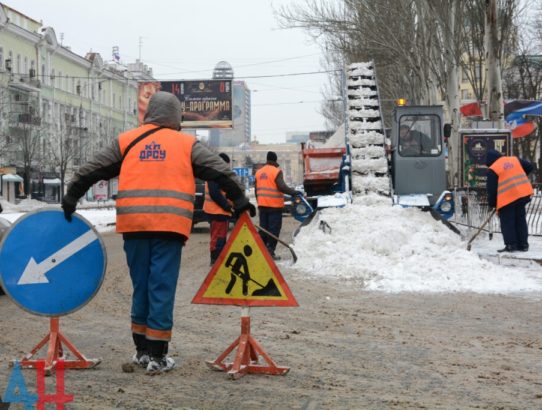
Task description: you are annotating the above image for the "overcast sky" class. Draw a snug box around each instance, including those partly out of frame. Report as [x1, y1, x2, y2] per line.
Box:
[6, 0, 333, 144]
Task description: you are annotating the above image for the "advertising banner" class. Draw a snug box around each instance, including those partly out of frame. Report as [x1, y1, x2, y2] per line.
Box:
[461, 131, 511, 188]
[138, 80, 232, 129]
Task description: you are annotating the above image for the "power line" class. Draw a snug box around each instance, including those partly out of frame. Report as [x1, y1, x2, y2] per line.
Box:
[155, 53, 322, 76]
[5, 68, 339, 82]
[254, 100, 322, 107]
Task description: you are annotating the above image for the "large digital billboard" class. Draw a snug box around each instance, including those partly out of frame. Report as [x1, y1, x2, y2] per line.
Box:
[138, 80, 232, 129]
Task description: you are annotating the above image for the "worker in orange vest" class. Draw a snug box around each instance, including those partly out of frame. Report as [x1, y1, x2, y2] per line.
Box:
[255, 151, 302, 260]
[62, 91, 255, 374]
[486, 149, 533, 253]
[204, 152, 233, 265]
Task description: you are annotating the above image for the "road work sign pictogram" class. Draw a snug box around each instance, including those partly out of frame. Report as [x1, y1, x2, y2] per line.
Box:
[0, 209, 106, 316]
[193, 213, 297, 307]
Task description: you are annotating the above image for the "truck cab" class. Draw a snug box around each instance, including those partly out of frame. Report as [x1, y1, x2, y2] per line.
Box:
[392, 105, 447, 206]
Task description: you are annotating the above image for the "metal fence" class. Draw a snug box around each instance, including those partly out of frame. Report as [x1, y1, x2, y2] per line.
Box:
[451, 184, 542, 236]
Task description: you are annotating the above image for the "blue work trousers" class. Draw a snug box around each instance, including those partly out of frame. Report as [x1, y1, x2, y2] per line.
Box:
[258, 208, 283, 254]
[498, 197, 530, 248]
[123, 238, 182, 340]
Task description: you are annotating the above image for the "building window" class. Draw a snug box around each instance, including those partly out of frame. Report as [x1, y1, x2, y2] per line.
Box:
[58, 71, 62, 90]
[41, 64, 46, 84]
[23, 56, 27, 76]
[0, 47, 3, 71]
[16, 54, 21, 75]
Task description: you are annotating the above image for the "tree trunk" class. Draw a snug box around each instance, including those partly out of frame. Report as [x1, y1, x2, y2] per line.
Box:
[485, 0, 504, 127]
[446, 0, 461, 187]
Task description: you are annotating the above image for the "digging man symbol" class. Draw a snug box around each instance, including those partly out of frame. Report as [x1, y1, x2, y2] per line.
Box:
[224, 245, 281, 297]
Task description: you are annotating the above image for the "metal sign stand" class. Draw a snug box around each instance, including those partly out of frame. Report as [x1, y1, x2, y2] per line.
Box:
[206, 307, 289, 380]
[15, 317, 101, 375]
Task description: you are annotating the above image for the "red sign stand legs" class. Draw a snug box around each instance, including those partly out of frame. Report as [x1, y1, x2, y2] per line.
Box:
[206, 308, 289, 380]
[15, 317, 101, 375]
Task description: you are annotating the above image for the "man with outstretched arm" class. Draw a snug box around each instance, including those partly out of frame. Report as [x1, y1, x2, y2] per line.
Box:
[61, 91, 255, 375]
[255, 151, 302, 260]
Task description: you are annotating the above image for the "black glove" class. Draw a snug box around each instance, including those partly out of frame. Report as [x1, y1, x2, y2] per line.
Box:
[61, 196, 77, 222]
[234, 201, 256, 218]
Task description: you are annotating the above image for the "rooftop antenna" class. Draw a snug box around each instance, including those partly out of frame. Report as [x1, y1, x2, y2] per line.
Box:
[138, 37, 143, 61]
[60, 33, 64, 45]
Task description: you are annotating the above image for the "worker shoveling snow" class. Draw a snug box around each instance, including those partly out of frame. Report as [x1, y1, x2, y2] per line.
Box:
[292, 194, 542, 294]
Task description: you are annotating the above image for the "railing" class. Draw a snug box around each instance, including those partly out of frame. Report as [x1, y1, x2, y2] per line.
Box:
[451, 184, 542, 237]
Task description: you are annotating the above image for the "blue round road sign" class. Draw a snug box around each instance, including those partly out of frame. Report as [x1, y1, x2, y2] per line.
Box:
[0, 209, 107, 316]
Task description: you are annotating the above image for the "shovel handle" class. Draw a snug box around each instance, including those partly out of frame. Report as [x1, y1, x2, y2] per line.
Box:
[466, 209, 496, 251]
[255, 224, 298, 263]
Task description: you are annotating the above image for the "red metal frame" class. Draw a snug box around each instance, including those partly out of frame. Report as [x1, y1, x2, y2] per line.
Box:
[17, 317, 101, 375]
[206, 314, 289, 380]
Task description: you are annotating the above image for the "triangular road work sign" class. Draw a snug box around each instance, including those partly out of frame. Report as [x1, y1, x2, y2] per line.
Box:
[192, 213, 298, 307]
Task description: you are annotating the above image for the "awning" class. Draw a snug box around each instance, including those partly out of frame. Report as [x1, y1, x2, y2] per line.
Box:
[43, 178, 61, 186]
[1, 174, 23, 182]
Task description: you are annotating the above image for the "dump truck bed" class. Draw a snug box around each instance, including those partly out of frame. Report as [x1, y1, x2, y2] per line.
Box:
[302, 148, 346, 196]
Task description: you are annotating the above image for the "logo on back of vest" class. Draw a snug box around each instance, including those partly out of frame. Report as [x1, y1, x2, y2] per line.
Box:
[503, 161, 514, 170]
[140, 141, 166, 161]
[260, 173, 268, 180]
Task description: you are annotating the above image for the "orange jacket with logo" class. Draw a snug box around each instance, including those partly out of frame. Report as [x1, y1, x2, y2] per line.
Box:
[116, 124, 196, 237]
[489, 156, 533, 210]
[203, 182, 233, 216]
[255, 165, 284, 208]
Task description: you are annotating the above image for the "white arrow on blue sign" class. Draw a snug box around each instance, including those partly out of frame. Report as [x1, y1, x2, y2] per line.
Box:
[0, 209, 107, 316]
[233, 167, 250, 178]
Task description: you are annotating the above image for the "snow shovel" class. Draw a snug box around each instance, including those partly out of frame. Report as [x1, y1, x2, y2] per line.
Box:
[254, 224, 298, 263]
[466, 209, 496, 251]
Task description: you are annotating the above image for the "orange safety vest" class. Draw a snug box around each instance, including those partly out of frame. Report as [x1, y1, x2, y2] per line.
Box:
[115, 124, 196, 238]
[255, 164, 284, 208]
[489, 156, 533, 210]
[203, 182, 233, 216]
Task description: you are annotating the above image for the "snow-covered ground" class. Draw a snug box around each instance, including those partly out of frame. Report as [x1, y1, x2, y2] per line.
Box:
[0, 198, 116, 233]
[2, 195, 541, 295]
[292, 194, 542, 295]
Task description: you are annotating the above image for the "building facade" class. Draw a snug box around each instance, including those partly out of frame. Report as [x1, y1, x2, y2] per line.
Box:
[0, 4, 141, 202]
[215, 143, 303, 186]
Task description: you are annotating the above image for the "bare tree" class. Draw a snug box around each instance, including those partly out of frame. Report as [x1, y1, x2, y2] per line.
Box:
[46, 111, 92, 199]
[503, 4, 542, 181]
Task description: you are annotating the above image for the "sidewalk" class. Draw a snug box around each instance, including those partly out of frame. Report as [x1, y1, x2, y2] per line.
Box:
[470, 233, 542, 267]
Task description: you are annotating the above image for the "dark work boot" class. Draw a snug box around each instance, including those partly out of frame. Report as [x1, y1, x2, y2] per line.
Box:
[518, 244, 529, 252]
[210, 249, 219, 266]
[497, 245, 517, 253]
[146, 340, 175, 375]
[132, 333, 149, 367]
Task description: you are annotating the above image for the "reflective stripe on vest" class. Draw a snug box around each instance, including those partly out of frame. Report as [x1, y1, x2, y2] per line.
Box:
[116, 124, 196, 237]
[489, 156, 533, 210]
[203, 182, 232, 216]
[255, 164, 284, 208]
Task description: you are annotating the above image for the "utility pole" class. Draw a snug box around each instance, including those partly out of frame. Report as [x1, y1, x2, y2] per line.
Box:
[485, 0, 504, 127]
[446, 0, 461, 187]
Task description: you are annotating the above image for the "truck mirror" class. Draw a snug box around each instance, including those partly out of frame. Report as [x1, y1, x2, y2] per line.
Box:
[443, 123, 452, 141]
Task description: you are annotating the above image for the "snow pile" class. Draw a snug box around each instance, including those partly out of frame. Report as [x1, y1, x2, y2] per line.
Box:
[293, 194, 542, 293]
[0, 207, 115, 232]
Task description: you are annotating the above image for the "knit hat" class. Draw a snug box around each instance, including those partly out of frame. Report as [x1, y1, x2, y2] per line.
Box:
[267, 151, 277, 162]
[218, 152, 230, 163]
